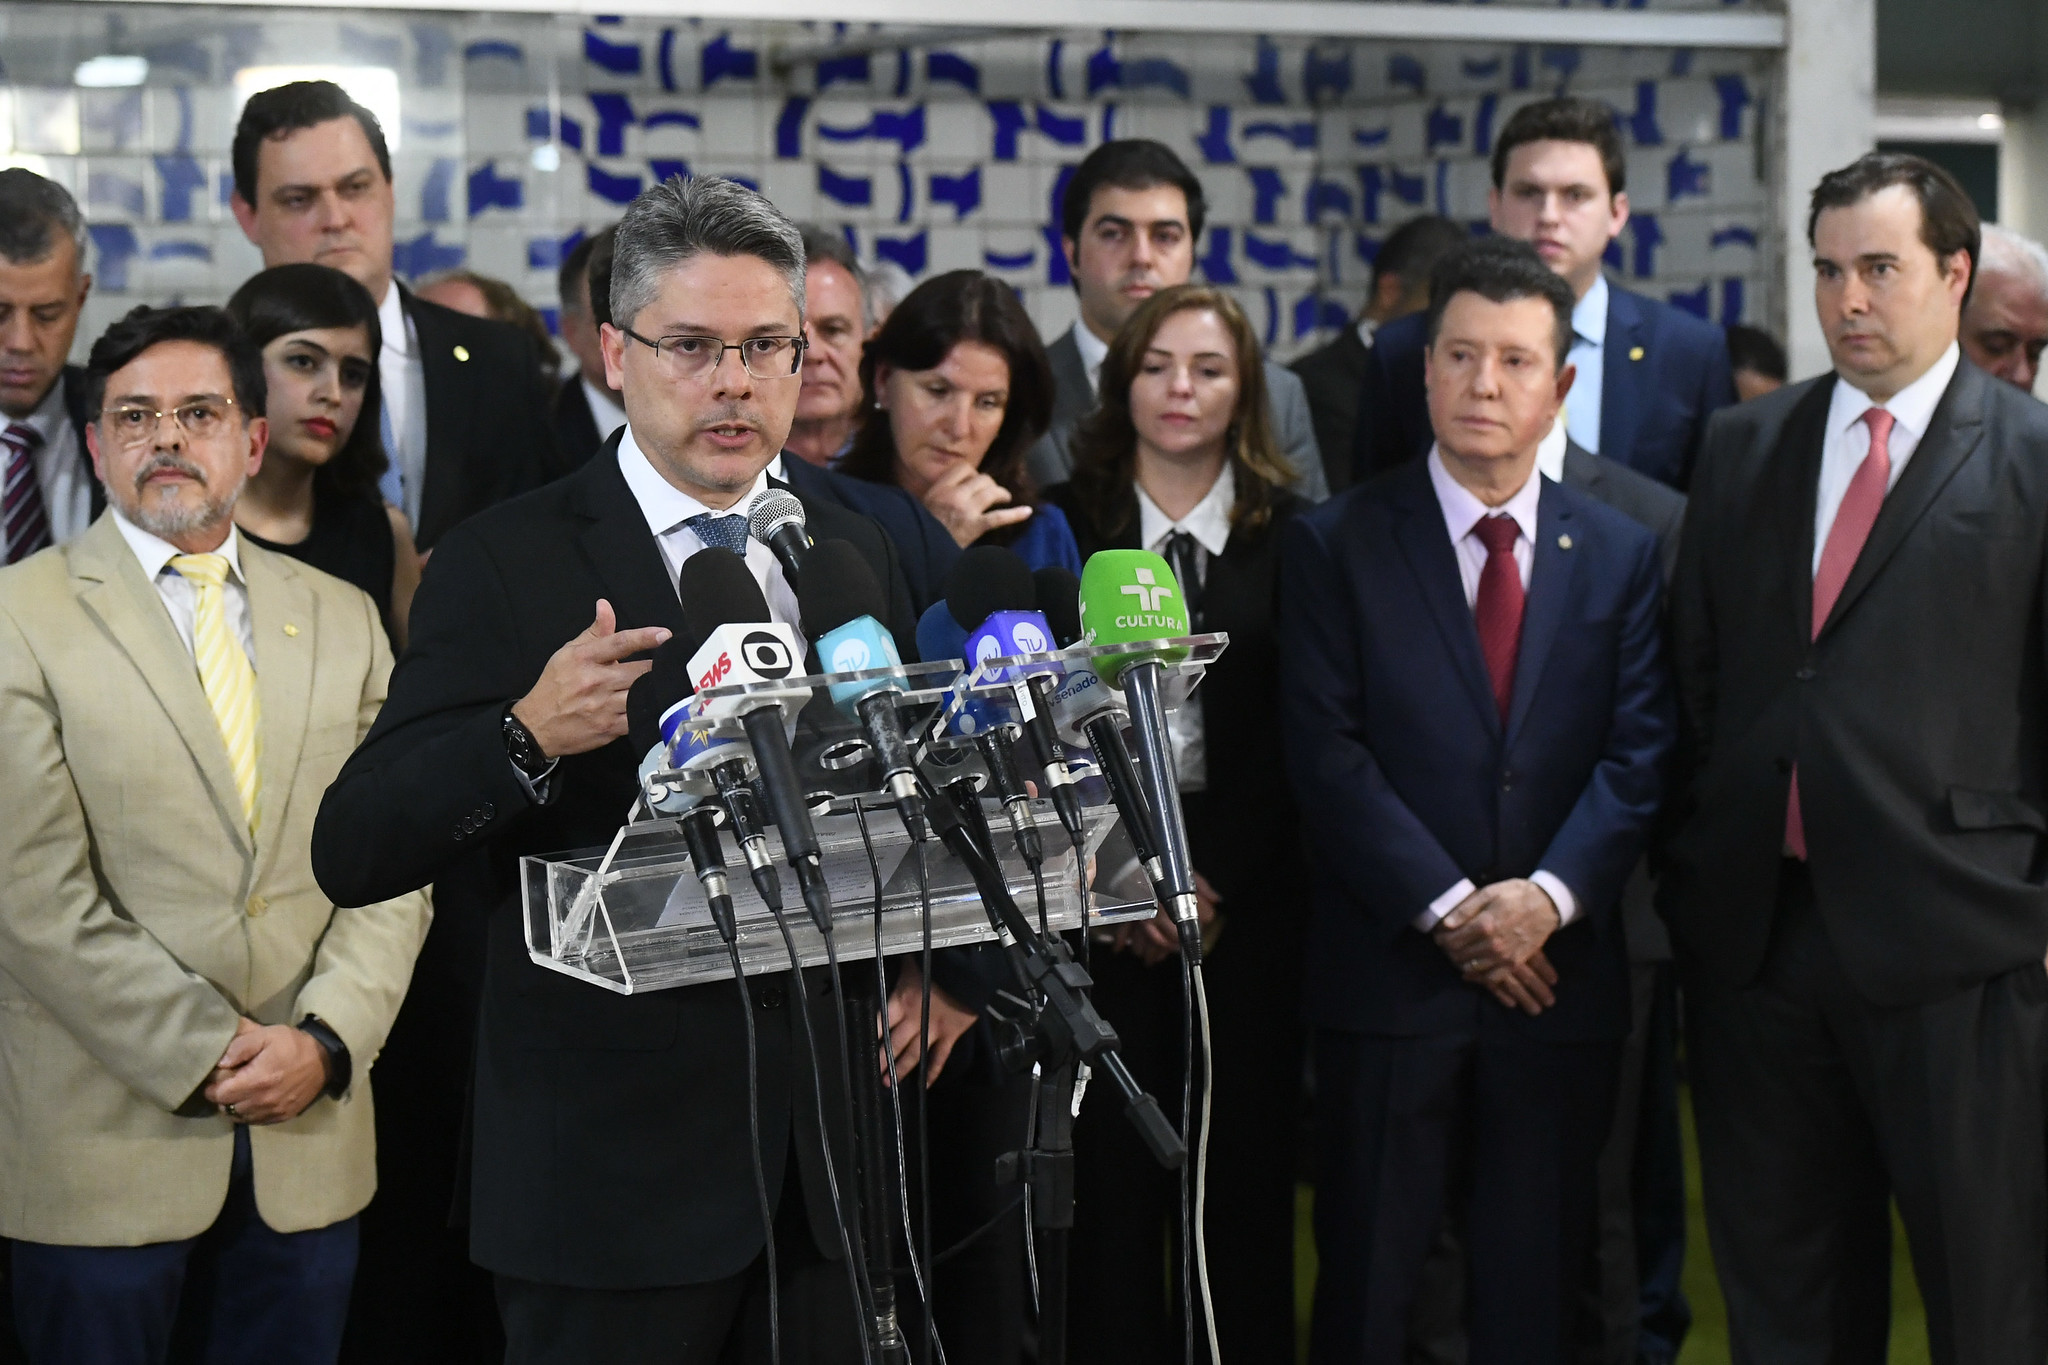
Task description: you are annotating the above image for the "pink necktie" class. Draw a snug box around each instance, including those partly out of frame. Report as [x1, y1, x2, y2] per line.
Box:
[3, 422, 50, 564]
[1786, 407, 1894, 858]
[1472, 515, 1524, 725]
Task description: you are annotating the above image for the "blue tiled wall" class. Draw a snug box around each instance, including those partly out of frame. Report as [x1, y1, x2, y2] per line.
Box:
[0, 9, 1776, 361]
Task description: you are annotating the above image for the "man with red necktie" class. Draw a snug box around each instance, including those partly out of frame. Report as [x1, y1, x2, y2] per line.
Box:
[1663, 152, 2048, 1365]
[1281, 237, 1674, 1365]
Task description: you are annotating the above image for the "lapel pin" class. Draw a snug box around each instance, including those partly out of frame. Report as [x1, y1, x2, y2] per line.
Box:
[453, 344, 471, 362]
[1558, 534, 1574, 550]
[1629, 346, 1645, 361]
[284, 623, 299, 636]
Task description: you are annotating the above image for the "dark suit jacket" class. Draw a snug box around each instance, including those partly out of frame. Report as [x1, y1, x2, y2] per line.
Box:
[1562, 439, 1686, 586]
[310, 435, 917, 1288]
[1353, 282, 1737, 491]
[549, 375, 609, 473]
[1280, 461, 1676, 1041]
[58, 365, 106, 524]
[776, 453, 960, 615]
[403, 289, 560, 550]
[1661, 359, 2048, 1008]
[1026, 327, 1331, 501]
[1291, 325, 1373, 495]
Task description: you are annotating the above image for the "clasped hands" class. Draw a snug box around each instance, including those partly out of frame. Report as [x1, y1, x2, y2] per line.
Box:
[204, 1017, 328, 1124]
[1434, 879, 1562, 1016]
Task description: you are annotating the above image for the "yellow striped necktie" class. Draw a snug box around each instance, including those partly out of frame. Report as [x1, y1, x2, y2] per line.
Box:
[169, 553, 261, 834]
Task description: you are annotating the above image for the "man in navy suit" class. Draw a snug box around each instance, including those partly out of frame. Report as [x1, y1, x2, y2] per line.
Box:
[1282, 237, 1676, 1365]
[1352, 98, 1736, 491]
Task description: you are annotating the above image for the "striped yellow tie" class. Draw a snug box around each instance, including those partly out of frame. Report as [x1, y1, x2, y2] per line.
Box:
[170, 554, 261, 834]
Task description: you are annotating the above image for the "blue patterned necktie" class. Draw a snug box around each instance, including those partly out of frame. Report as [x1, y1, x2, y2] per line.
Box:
[685, 512, 750, 556]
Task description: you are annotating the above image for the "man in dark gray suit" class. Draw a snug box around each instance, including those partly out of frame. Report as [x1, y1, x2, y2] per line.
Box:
[1024, 140, 1328, 501]
[1666, 152, 2048, 1364]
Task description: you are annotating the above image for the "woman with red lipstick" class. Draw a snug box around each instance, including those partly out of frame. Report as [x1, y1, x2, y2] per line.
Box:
[1047, 282, 1309, 1365]
[226, 263, 422, 647]
[838, 269, 1081, 572]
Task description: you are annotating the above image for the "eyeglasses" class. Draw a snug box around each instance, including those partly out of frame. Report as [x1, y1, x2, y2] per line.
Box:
[98, 398, 238, 447]
[619, 328, 806, 381]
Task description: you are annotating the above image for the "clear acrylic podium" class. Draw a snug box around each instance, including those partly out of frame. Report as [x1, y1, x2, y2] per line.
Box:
[520, 640, 1226, 995]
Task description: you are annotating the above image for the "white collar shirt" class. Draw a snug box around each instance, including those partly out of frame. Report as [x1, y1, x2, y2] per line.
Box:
[617, 426, 802, 635]
[1134, 465, 1235, 793]
[1813, 342, 1960, 575]
[1535, 415, 1569, 485]
[13, 371, 94, 549]
[581, 376, 628, 448]
[1417, 447, 1578, 929]
[1562, 273, 1609, 454]
[110, 510, 256, 666]
[1072, 321, 1111, 397]
[377, 283, 429, 526]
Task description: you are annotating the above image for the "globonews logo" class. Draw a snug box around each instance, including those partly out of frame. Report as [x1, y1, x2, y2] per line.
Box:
[742, 631, 796, 678]
[1114, 566, 1182, 631]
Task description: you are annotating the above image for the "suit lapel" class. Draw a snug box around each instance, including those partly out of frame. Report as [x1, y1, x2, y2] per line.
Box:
[1387, 466, 1500, 734]
[1818, 362, 1986, 639]
[1600, 287, 1646, 468]
[69, 518, 252, 857]
[404, 290, 468, 546]
[1773, 378, 1837, 641]
[244, 546, 317, 883]
[1047, 330, 1093, 430]
[570, 438, 688, 637]
[1506, 483, 1577, 742]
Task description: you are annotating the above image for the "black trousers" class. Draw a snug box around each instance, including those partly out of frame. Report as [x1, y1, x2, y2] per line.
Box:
[494, 1140, 861, 1365]
[1686, 860, 2048, 1365]
[1308, 1027, 1621, 1365]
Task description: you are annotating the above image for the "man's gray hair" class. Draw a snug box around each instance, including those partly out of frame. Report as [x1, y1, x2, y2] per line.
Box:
[797, 224, 871, 324]
[611, 174, 806, 330]
[1981, 223, 2048, 294]
[0, 168, 88, 272]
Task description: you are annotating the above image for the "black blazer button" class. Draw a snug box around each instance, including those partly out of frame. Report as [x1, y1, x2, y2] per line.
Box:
[1775, 756, 1793, 774]
[1501, 770, 1516, 790]
[452, 827, 467, 842]
[482, 802, 497, 819]
[760, 985, 787, 1009]
[1795, 667, 1816, 681]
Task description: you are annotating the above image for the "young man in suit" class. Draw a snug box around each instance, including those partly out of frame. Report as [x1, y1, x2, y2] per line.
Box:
[311, 175, 918, 1365]
[0, 304, 429, 1363]
[1292, 214, 1465, 492]
[552, 227, 626, 471]
[1024, 139, 1329, 501]
[0, 169, 100, 559]
[1353, 98, 1736, 490]
[231, 81, 559, 549]
[1282, 237, 1675, 1365]
[1665, 152, 2048, 1365]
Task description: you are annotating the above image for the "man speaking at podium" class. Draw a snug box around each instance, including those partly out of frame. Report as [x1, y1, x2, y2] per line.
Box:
[312, 175, 914, 1364]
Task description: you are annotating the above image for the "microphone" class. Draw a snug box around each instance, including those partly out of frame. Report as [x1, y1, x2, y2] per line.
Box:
[941, 547, 1056, 867]
[1078, 549, 1200, 960]
[1038, 567, 1173, 911]
[677, 547, 834, 935]
[799, 538, 926, 840]
[747, 488, 812, 597]
[680, 806, 739, 943]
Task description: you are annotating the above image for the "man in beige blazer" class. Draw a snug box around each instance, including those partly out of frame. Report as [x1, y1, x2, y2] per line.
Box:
[0, 303, 428, 1364]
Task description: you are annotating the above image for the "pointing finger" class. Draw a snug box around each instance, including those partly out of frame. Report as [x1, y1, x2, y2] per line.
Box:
[589, 598, 618, 639]
[586, 625, 673, 663]
[979, 505, 1035, 529]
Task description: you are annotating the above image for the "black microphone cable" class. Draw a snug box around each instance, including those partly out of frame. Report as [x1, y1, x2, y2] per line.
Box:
[817, 871, 887, 1356]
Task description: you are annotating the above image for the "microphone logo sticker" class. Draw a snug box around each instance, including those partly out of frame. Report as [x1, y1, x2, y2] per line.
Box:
[1122, 567, 1175, 614]
[975, 634, 1003, 664]
[1010, 620, 1049, 653]
[830, 636, 872, 673]
[741, 631, 795, 678]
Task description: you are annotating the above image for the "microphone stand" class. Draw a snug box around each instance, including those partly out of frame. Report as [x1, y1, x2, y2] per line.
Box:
[920, 784, 1184, 1365]
[842, 919, 910, 1365]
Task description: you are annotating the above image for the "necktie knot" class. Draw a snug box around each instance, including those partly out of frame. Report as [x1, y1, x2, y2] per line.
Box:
[4, 422, 43, 455]
[170, 553, 232, 591]
[685, 512, 751, 556]
[1473, 514, 1520, 556]
[1861, 405, 1896, 452]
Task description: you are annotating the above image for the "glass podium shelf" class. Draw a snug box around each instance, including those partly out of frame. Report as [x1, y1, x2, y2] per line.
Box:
[523, 794, 1149, 995]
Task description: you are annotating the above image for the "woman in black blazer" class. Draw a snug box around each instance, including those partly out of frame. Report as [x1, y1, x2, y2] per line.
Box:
[1044, 283, 1308, 1365]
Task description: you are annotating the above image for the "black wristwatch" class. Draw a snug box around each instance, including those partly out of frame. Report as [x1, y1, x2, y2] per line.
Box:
[296, 1015, 351, 1099]
[502, 705, 550, 778]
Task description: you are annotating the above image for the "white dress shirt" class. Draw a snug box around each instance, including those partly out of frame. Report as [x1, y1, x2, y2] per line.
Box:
[1418, 447, 1578, 931]
[377, 283, 429, 527]
[1813, 342, 1960, 574]
[110, 510, 256, 667]
[581, 376, 628, 447]
[14, 371, 95, 549]
[1535, 414, 1570, 486]
[617, 426, 803, 633]
[1563, 273, 1609, 455]
[1071, 321, 1111, 397]
[1135, 463, 1235, 793]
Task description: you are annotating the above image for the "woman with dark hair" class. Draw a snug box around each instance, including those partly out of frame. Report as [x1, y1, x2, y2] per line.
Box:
[839, 268, 1081, 571]
[1046, 283, 1309, 1365]
[226, 263, 422, 647]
